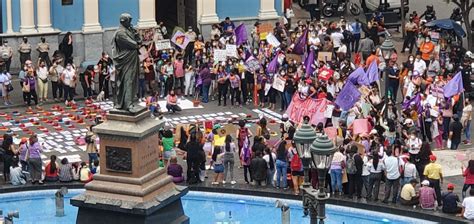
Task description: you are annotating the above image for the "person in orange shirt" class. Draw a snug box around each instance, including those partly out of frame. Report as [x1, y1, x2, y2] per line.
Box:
[365, 49, 380, 67]
[419, 36, 435, 65]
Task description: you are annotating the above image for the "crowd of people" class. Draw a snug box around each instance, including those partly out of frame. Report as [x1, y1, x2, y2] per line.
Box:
[0, 3, 474, 221]
[1, 131, 99, 186]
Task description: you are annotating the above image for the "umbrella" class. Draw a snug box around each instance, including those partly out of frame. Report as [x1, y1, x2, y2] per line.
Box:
[425, 19, 466, 37]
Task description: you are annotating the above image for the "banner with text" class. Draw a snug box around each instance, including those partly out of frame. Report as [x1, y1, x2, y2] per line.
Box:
[285, 95, 330, 126]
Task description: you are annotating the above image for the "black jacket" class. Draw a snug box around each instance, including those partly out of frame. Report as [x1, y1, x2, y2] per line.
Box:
[250, 157, 267, 181]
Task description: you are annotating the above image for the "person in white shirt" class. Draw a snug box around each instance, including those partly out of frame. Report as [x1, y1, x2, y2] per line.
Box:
[413, 54, 427, 75]
[263, 147, 276, 187]
[0, 71, 12, 105]
[401, 157, 418, 187]
[383, 150, 401, 203]
[362, 154, 371, 196]
[330, 29, 344, 50]
[61, 63, 76, 105]
[459, 188, 474, 220]
[36, 60, 49, 104]
[367, 152, 386, 201]
[462, 98, 472, 145]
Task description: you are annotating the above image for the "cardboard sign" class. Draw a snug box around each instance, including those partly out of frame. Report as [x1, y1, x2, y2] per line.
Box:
[258, 23, 273, 34]
[317, 51, 332, 62]
[286, 54, 302, 64]
[324, 127, 337, 140]
[285, 95, 330, 126]
[214, 49, 227, 62]
[266, 33, 281, 47]
[324, 104, 334, 118]
[155, 39, 171, 50]
[225, 44, 237, 57]
[272, 76, 286, 92]
[171, 31, 190, 49]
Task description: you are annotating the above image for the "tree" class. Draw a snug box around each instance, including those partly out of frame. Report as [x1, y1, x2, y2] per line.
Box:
[445, 0, 473, 49]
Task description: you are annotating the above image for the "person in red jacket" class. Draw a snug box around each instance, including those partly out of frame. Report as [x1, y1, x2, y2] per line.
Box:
[44, 155, 59, 182]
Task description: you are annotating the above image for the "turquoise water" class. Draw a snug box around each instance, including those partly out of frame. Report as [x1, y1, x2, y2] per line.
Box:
[0, 190, 433, 224]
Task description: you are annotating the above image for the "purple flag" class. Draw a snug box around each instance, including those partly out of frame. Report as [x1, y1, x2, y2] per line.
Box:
[335, 82, 361, 111]
[292, 29, 308, 55]
[304, 50, 315, 76]
[443, 71, 464, 98]
[266, 54, 279, 74]
[402, 93, 422, 113]
[235, 24, 248, 46]
[366, 60, 379, 83]
[348, 67, 369, 86]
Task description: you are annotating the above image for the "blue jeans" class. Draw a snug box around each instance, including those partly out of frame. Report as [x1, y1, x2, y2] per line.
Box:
[138, 79, 146, 98]
[202, 84, 210, 103]
[284, 92, 292, 107]
[267, 168, 275, 187]
[276, 160, 288, 188]
[465, 120, 471, 141]
[330, 169, 343, 192]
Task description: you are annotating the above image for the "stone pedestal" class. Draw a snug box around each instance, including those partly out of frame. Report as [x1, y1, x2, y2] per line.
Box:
[71, 109, 189, 224]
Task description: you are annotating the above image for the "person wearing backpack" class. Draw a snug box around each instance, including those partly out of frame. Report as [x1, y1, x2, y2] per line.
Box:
[289, 141, 303, 195]
[236, 120, 253, 167]
[275, 141, 289, 189]
[240, 136, 252, 184]
[85, 125, 98, 165]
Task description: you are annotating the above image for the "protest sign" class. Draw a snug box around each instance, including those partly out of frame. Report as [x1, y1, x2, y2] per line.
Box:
[317, 51, 332, 62]
[324, 104, 334, 118]
[266, 33, 281, 47]
[353, 119, 371, 135]
[285, 95, 329, 126]
[324, 127, 337, 140]
[155, 39, 171, 50]
[245, 57, 261, 72]
[272, 76, 286, 92]
[214, 49, 227, 62]
[225, 44, 238, 57]
[138, 46, 149, 62]
[171, 31, 190, 49]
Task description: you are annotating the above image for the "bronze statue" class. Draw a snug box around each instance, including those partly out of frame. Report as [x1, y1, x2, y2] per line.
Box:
[112, 13, 142, 113]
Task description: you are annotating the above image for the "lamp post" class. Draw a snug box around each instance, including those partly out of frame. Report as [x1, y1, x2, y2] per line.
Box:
[379, 38, 395, 116]
[293, 120, 317, 187]
[301, 134, 336, 224]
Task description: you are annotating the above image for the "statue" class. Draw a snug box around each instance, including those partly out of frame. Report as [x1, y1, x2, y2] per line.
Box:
[112, 13, 143, 113]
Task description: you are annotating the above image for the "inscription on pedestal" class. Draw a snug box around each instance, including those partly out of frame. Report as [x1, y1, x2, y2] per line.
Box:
[106, 146, 132, 173]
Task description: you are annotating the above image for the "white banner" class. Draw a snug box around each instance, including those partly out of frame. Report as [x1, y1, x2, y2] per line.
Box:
[155, 39, 171, 50]
[214, 49, 227, 62]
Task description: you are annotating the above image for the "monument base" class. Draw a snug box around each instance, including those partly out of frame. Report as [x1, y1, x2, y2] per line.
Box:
[70, 109, 189, 224]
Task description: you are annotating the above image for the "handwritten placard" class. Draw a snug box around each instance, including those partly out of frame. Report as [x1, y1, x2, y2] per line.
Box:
[272, 76, 286, 92]
[171, 31, 190, 49]
[258, 23, 273, 34]
[266, 33, 281, 47]
[214, 49, 227, 62]
[225, 44, 237, 57]
[155, 39, 171, 50]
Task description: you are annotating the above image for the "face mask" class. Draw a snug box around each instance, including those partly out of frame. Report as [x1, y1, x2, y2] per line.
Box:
[416, 58, 420, 62]
[410, 135, 415, 140]
[425, 39, 430, 42]
[393, 65, 398, 70]
[67, 66, 72, 70]
[409, 58, 414, 62]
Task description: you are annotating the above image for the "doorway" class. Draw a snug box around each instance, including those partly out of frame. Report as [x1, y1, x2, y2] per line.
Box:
[155, 0, 197, 32]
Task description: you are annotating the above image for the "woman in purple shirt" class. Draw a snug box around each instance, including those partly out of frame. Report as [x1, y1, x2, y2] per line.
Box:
[27, 134, 43, 184]
[25, 70, 38, 107]
[199, 64, 211, 103]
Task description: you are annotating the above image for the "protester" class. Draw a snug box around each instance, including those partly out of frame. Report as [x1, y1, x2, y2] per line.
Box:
[459, 189, 474, 220]
[275, 141, 288, 189]
[462, 160, 474, 199]
[424, 154, 443, 206]
[419, 179, 437, 209]
[9, 157, 26, 186]
[59, 158, 74, 182]
[79, 162, 92, 183]
[222, 135, 237, 185]
[250, 150, 268, 186]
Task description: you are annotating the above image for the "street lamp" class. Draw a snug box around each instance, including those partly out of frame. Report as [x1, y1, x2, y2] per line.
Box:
[293, 119, 317, 187]
[302, 135, 336, 224]
[379, 38, 395, 115]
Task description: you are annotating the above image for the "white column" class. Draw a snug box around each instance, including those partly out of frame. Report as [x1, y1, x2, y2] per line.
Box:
[5, 0, 13, 33]
[20, 0, 37, 33]
[37, 0, 54, 32]
[199, 0, 219, 24]
[82, 0, 102, 33]
[137, 0, 157, 28]
[258, 0, 278, 20]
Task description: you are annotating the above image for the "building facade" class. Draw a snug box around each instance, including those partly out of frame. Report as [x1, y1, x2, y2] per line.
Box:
[0, 0, 283, 71]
